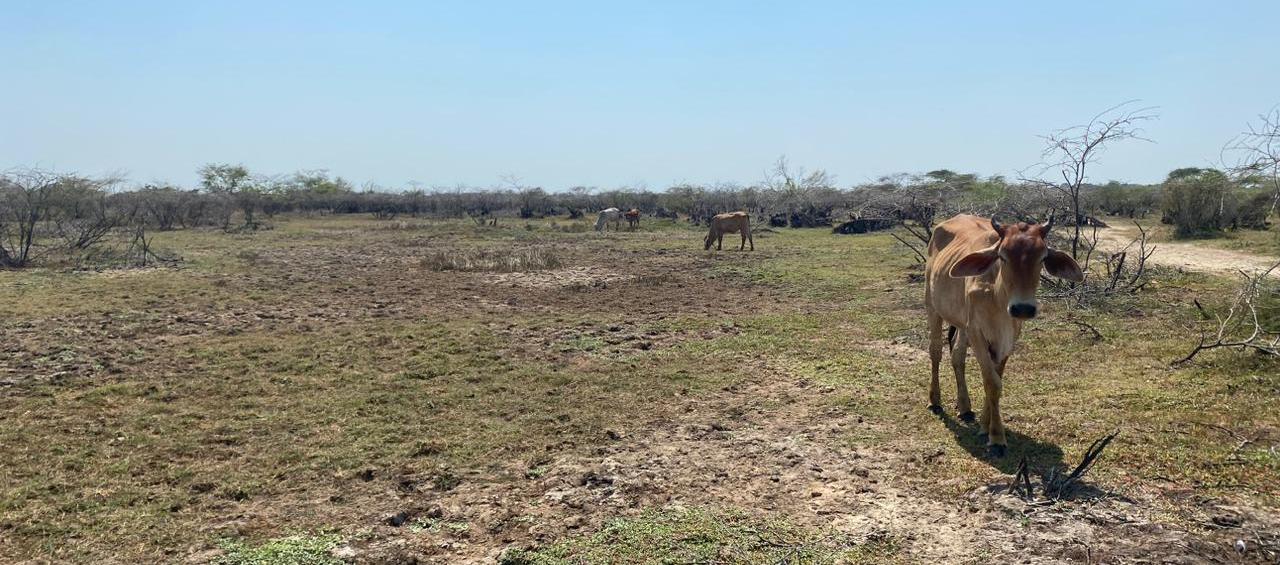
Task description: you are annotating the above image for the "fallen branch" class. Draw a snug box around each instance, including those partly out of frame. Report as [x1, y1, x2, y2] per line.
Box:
[1043, 430, 1119, 499]
[1069, 319, 1104, 342]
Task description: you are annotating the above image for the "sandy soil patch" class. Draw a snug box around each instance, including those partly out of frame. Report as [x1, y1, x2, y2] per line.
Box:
[1094, 224, 1278, 275]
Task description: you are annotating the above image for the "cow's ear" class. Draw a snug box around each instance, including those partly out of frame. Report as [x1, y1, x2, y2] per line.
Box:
[949, 249, 999, 278]
[1044, 249, 1084, 281]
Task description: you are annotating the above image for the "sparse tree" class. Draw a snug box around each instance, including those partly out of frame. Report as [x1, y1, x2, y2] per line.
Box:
[1162, 168, 1231, 237]
[199, 163, 267, 230]
[764, 155, 837, 227]
[1223, 106, 1280, 218]
[1023, 101, 1158, 258]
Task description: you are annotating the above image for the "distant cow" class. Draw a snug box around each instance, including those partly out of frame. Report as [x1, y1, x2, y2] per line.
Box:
[625, 208, 640, 230]
[924, 214, 1082, 457]
[595, 208, 623, 232]
[704, 212, 754, 251]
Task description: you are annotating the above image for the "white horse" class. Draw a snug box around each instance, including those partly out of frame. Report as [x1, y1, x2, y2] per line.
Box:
[595, 207, 623, 232]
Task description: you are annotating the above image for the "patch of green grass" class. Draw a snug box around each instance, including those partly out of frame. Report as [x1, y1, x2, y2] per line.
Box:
[217, 533, 343, 565]
[499, 507, 900, 565]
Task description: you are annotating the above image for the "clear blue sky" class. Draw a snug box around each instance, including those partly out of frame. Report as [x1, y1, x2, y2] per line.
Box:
[3, 1, 1277, 189]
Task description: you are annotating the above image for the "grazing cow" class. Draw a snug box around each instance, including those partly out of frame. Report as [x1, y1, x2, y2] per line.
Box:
[595, 208, 623, 232]
[625, 208, 640, 230]
[703, 212, 754, 251]
[924, 214, 1082, 457]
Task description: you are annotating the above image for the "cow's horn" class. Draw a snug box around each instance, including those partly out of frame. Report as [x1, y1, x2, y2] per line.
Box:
[1040, 212, 1055, 233]
[990, 215, 1004, 237]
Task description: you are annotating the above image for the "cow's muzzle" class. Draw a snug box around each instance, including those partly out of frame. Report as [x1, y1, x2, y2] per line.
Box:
[1009, 303, 1038, 320]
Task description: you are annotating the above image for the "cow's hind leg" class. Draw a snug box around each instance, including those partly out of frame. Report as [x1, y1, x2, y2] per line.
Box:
[950, 327, 975, 422]
[926, 307, 944, 414]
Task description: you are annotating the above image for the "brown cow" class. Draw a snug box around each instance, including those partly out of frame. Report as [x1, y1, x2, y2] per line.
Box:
[704, 212, 753, 251]
[924, 214, 1082, 457]
[624, 208, 640, 230]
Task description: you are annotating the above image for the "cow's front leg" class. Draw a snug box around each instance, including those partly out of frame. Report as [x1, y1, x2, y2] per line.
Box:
[950, 327, 974, 422]
[969, 334, 1006, 457]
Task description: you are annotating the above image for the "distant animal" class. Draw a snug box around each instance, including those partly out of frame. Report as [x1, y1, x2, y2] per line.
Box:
[703, 212, 754, 251]
[624, 209, 640, 230]
[924, 214, 1082, 458]
[595, 208, 623, 232]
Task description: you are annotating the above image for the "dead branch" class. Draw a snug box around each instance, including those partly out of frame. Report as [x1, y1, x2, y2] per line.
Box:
[1010, 456, 1034, 499]
[1070, 319, 1104, 342]
[1043, 431, 1119, 499]
[890, 231, 927, 264]
[1176, 259, 1280, 364]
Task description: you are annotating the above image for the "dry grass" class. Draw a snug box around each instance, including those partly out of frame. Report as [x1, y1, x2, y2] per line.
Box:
[419, 247, 564, 272]
[0, 215, 1277, 563]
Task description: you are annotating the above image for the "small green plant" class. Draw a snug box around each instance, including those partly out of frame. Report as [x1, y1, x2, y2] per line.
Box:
[217, 533, 343, 565]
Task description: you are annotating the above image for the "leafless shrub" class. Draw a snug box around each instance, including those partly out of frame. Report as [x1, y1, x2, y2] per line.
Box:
[1043, 221, 1155, 306]
[420, 248, 564, 272]
[0, 168, 60, 267]
[1176, 260, 1280, 364]
[0, 168, 130, 268]
[51, 177, 123, 250]
[123, 224, 179, 268]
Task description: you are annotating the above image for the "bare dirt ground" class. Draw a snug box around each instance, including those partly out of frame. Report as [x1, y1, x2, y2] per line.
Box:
[360, 363, 1279, 564]
[1093, 224, 1279, 275]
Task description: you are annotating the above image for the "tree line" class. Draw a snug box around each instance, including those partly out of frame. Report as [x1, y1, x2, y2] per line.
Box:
[4, 104, 1277, 269]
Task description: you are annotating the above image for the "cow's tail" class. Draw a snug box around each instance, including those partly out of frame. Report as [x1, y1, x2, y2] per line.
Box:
[946, 325, 957, 351]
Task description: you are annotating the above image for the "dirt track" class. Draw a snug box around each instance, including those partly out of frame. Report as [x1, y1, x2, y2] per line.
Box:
[1093, 224, 1278, 275]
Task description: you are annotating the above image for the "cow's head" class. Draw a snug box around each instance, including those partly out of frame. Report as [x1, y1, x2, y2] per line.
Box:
[949, 215, 1084, 320]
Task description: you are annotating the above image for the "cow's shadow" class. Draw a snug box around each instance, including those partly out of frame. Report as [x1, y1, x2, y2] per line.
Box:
[936, 413, 1126, 503]
[937, 411, 1064, 475]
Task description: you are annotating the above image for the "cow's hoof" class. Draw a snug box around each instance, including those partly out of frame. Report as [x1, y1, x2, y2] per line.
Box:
[958, 411, 976, 423]
[928, 404, 943, 415]
[987, 444, 1007, 459]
